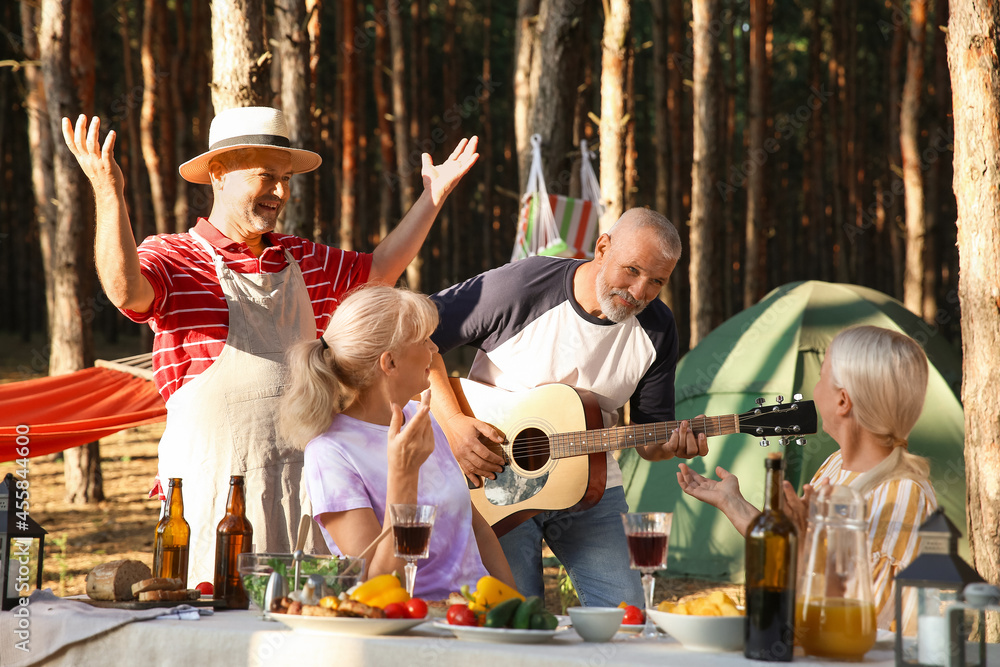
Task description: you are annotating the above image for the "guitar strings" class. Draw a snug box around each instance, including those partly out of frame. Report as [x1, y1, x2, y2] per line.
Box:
[492, 411, 804, 459]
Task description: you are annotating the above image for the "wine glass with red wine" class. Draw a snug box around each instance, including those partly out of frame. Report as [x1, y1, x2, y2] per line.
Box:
[389, 504, 438, 597]
[621, 512, 673, 638]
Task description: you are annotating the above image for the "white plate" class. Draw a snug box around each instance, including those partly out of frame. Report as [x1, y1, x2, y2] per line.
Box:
[433, 620, 557, 644]
[618, 623, 644, 634]
[271, 613, 426, 636]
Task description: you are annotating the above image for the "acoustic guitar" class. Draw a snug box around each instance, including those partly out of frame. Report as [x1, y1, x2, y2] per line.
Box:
[449, 378, 817, 536]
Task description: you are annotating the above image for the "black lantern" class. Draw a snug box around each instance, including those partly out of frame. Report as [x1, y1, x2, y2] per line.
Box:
[893, 508, 985, 667]
[0, 473, 47, 611]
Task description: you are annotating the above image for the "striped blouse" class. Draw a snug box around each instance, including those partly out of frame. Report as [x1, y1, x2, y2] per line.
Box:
[810, 450, 938, 632]
[121, 218, 372, 403]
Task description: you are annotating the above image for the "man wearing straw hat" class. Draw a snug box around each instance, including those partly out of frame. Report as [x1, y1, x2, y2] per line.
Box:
[62, 107, 478, 584]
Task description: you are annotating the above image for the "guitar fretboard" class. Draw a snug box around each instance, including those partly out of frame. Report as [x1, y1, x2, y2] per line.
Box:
[550, 415, 740, 459]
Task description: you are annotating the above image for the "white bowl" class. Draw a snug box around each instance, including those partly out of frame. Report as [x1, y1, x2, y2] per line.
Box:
[568, 606, 625, 642]
[646, 607, 745, 652]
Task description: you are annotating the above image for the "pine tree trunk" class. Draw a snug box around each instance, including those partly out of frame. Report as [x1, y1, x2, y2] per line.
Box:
[599, 0, 630, 232]
[276, 0, 315, 238]
[947, 0, 1000, 640]
[744, 0, 768, 308]
[40, 0, 103, 503]
[481, 0, 494, 273]
[923, 0, 950, 321]
[339, 0, 357, 252]
[667, 0, 690, 344]
[117, 6, 150, 243]
[689, 0, 719, 347]
[386, 0, 416, 287]
[514, 0, 541, 192]
[804, 0, 828, 282]
[21, 0, 57, 322]
[901, 0, 927, 316]
[624, 38, 637, 210]
[373, 0, 396, 244]
[651, 0, 669, 220]
[210, 0, 269, 111]
[888, 0, 906, 297]
[141, 0, 176, 235]
[531, 0, 586, 194]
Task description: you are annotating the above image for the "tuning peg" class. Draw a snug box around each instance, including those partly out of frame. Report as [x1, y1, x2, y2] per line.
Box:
[778, 437, 790, 446]
[755, 427, 764, 435]
[774, 427, 784, 434]
[795, 438, 807, 446]
[792, 425, 801, 433]
[775, 395, 784, 404]
[759, 438, 770, 447]
[793, 393, 803, 401]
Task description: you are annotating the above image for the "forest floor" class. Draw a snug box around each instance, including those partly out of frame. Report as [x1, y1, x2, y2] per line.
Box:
[0, 331, 740, 612]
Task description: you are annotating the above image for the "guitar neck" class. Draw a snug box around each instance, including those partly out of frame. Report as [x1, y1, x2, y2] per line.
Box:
[550, 414, 739, 459]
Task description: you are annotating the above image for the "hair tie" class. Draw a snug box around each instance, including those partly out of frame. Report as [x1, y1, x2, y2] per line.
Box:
[319, 337, 329, 350]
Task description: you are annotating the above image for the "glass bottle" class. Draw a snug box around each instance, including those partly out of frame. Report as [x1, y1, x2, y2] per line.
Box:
[796, 484, 876, 660]
[153, 477, 190, 587]
[214, 475, 254, 609]
[744, 452, 798, 661]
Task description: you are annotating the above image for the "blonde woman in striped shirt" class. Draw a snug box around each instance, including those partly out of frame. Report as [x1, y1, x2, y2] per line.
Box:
[678, 325, 937, 632]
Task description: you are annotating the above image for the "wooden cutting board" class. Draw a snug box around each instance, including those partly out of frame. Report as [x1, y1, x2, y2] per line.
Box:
[71, 596, 229, 610]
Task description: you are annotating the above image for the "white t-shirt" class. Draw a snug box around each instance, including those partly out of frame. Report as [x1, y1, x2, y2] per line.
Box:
[304, 402, 489, 600]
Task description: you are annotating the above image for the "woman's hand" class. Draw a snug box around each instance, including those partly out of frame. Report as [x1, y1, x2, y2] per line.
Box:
[783, 479, 823, 537]
[678, 463, 759, 537]
[387, 389, 435, 475]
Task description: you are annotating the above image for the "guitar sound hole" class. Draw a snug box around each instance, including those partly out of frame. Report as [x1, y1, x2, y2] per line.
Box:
[511, 428, 550, 472]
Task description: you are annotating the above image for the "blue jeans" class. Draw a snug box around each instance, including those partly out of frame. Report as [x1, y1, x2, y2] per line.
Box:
[498, 485, 645, 607]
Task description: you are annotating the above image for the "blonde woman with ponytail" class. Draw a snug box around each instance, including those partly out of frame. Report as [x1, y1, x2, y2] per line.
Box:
[280, 285, 514, 600]
[678, 326, 938, 631]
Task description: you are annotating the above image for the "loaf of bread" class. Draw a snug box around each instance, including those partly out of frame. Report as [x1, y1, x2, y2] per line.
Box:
[131, 577, 183, 596]
[86, 560, 153, 601]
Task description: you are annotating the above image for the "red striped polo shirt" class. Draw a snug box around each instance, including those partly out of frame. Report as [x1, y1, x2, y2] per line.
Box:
[122, 218, 372, 403]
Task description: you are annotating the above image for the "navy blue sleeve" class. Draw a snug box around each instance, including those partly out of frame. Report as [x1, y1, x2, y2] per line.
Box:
[430, 257, 574, 354]
[629, 303, 679, 423]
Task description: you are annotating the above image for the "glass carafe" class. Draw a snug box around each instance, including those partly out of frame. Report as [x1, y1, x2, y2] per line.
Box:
[795, 484, 877, 661]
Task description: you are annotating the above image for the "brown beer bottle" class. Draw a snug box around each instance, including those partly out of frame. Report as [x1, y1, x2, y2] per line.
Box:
[744, 452, 798, 661]
[214, 475, 253, 609]
[153, 478, 190, 587]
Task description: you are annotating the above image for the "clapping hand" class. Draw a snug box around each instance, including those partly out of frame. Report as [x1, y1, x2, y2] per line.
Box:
[61, 115, 123, 197]
[421, 137, 479, 205]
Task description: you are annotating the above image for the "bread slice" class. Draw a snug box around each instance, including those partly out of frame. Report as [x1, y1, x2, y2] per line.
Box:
[139, 588, 199, 602]
[86, 560, 153, 601]
[131, 577, 183, 596]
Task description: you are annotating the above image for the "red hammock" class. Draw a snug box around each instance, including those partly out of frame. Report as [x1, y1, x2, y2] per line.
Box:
[0, 366, 166, 462]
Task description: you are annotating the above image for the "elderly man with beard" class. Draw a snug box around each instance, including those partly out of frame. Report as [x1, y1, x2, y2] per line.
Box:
[62, 107, 478, 584]
[426, 207, 708, 607]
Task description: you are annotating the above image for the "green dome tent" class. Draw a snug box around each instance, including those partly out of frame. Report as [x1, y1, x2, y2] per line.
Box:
[619, 280, 965, 581]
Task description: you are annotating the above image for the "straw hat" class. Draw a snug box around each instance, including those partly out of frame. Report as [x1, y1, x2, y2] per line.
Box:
[178, 107, 322, 184]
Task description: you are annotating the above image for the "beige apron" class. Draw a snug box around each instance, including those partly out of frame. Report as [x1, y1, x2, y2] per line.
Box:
[157, 229, 328, 585]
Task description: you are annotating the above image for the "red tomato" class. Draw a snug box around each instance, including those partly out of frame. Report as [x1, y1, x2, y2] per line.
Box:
[622, 604, 644, 625]
[383, 602, 408, 619]
[446, 604, 478, 626]
[194, 581, 214, 596]
[405, 598, 428, 619]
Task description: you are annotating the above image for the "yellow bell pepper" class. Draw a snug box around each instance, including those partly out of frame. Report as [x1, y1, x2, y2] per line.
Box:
[468, 576, 523, 612]
[367, 586, 411, 608]
[350, 573, 402, 604]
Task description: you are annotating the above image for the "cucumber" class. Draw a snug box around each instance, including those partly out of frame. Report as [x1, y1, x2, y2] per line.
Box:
[483, 597, 522, 628]
[511, 596, 542, 629]
[530, 610, 558, 631]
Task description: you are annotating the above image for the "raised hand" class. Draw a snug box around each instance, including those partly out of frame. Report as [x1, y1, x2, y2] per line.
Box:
[677, 463, 743, 510]
[61, 115, 123, 196]
[421, 136, 479, 205]
[387, 389, 436, 475]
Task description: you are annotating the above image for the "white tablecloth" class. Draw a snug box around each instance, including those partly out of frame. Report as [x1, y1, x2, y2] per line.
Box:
[20, 607, 998, 667]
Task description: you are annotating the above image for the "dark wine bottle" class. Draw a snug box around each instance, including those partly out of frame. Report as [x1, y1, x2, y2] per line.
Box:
[214, 476, 253, 609]
[744, 452, 797, 661]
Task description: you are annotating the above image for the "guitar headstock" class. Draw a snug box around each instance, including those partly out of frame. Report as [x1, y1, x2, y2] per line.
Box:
[737, 394, 817, 446]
